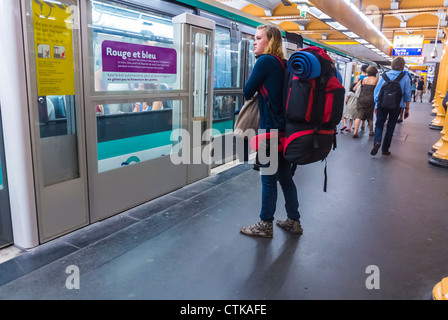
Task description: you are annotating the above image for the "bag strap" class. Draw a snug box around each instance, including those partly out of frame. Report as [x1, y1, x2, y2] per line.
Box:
[267, 54, 286, 70]
[382, 72, 405, 83]
[382, 73, 391, 82]
[394, 72, 405, 83]
[260, 84, 280, 129]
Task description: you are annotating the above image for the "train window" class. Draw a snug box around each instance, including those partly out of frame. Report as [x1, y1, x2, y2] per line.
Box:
[214, 26, 239, 89]
[96, 100, 181, 173]
[212, 94, 243, 135]
[336, 62, 346, 85]
[241, 33, 255, 84]
[90, 0, 179, 97]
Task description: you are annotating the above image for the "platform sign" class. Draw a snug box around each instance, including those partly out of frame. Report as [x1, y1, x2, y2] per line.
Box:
[32, 0, 76, 96]
[393, 35, 424, 56]
[101, 41, 177, 84]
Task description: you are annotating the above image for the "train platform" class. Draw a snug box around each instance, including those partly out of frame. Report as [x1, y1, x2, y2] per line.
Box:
[0, 95, 447, 300]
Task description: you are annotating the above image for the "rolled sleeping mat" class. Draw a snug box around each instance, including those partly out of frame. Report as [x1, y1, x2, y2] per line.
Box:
[287, 51, 321, 80]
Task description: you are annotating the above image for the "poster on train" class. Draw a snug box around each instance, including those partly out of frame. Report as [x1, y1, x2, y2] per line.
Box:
[32, 0, 76, 96]
[101, 40, 177, 84]
[392, 35, 425, 56]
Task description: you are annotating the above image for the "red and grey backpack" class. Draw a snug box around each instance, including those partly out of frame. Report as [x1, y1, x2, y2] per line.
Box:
[283, 46, 345, 191]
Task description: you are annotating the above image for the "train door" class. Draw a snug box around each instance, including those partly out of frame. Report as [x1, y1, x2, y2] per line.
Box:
[198, 11, 255, 167]
[23, 0, 89, 242]
[210, 23, 242, 166]
[0, 106, 13, 248]
[81, 0, 215, 222]
[187, 24, 215, 183]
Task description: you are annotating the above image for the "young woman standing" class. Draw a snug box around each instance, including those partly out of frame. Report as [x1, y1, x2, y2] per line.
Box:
[239, 25, 302, 238]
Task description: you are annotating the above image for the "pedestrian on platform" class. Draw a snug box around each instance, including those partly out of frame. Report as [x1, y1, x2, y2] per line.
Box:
[239, 25, 302, 238]
[355, 64, 368, 83]
[340, 82, 357, 132]
[416, 76, 425, 103]
[371, 57, 411, 156]
[352, 66, 378, 138]
[411, 78, 416, 102]
[355, 64, 368, 130]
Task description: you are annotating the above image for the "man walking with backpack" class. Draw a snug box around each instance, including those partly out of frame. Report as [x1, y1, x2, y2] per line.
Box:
[371, 57, 411, 156]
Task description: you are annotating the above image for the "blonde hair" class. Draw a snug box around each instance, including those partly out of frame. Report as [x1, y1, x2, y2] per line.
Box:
[257, 25, 285, 60]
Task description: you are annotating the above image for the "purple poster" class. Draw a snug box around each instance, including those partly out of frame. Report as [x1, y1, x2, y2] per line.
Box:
[101, 40, 177, 84]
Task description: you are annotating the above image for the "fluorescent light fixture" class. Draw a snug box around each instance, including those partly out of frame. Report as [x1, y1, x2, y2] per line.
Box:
[341, 0, 392, 47]
[291, 0, 311, 4]
[325, 20, 348, 31]
[355, 38, 369, 44]
[308, 7, 331, 20]
[342, 31, 359, 38]
[364, 44, 376, 49]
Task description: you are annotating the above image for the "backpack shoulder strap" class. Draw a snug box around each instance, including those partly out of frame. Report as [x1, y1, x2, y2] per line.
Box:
[267, 54, 286, 70]
[382, 73, 391, 82]
[394, 72, 405, 83]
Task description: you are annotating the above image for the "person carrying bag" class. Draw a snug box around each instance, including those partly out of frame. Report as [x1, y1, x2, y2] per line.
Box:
[239, 25, 302, 238]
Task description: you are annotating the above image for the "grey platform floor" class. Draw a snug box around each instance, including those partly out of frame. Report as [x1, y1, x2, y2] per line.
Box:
[0, 97, 447, 300]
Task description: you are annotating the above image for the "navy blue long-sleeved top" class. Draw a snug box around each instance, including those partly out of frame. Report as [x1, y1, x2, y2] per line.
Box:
[243, 54, 285, 131]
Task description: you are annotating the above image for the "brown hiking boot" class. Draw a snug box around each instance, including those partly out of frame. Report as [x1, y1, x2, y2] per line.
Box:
[240, 220, 273, 238]
[276, 218, 303, 235]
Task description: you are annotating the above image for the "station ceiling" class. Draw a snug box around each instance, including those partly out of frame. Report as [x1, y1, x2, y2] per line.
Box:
[216, 0, 448, 64]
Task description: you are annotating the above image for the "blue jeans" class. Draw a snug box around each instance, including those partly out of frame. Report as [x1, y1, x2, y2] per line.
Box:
[374, 107, 401, 152]
[260, 152, 300, 223]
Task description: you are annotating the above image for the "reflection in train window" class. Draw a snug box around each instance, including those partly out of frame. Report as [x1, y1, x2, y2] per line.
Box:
[39, 95, 74, 138]
[214, 27, 231, 88]
[96, 100, 181, 173]
[90, 0, 179, 98]
[241, 33, 255, 84]
[37, 94, 80, 186]
[212, 94, 243, 135]
[214, 26, 240, 89]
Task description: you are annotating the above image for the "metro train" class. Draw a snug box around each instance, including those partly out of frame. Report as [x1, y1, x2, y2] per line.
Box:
[0, 0, 377, 248]
[87, 0, 377, 171]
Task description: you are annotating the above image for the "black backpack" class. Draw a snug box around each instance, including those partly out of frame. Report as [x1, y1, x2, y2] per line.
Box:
[377, 72, 405, 110]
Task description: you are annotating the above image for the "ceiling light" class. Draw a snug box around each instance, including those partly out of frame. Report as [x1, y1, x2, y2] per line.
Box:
[325, 20, 348, 31]
[355, 39, 369, 44]
[341, 0, 392, 47]
[391, 1, 399, 10]
[307, 7, 331, 20]
[290, 0, 311, 4]
[342, 31, 359, 38]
